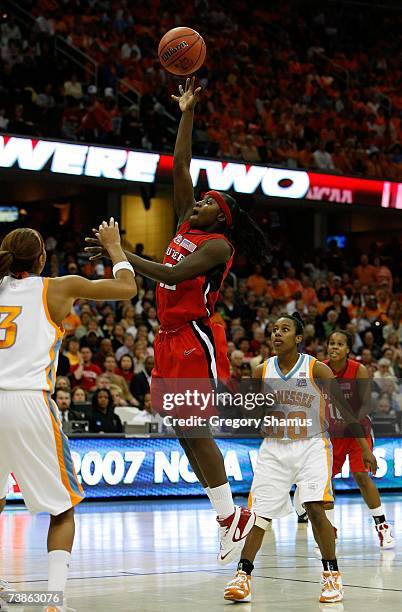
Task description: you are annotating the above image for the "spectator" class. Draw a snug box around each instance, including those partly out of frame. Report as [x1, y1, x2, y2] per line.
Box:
[110, 384, 128, 407]
[54, 389, 83, 424]
[130, 355, 154, 405]
[64, 74, 83, 100]
[115, 333, 135, 361]
[375, 394, 397, 418]
[246, 265, 268, 297]
[71, 347, 102, 392]
[103, 355, 137, 405]
[354, 255, 377, 286]
[116, 354, 135, 383]
[313, 142, 334, 170]
[360, 330, 382, 360]
[71, 386, 88, 404]
[93, 338, 114, 368]
[55, 376, 71, 392]
[89, 389, 123, 434]
[64, 336, 81, 367]
[230, 350, 245, 379]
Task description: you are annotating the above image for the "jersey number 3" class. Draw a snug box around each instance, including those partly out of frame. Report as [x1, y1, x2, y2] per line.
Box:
[0, 306, 22, 349]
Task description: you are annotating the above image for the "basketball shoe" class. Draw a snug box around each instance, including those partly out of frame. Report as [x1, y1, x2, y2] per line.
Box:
[224, 570, 251, 602]
[376, 522, 395, 549]
[319, 571, 343, 603]
[217, 506, 255, 565]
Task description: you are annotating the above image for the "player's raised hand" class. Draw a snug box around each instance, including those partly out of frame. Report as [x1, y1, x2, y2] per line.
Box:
[171, 76, 202, 112]
[84, 218, 121, 260]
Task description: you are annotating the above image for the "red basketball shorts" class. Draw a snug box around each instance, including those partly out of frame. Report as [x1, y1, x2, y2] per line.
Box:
[151, 318, 230, 417]
[331, 435, 374, 476]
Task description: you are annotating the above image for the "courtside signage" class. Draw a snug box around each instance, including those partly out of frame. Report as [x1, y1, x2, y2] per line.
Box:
[6, 437, 402, 501]
[0, 135, 401, 208]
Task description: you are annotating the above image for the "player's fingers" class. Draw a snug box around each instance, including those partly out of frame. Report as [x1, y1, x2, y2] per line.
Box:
[179, 85, 184, 95]
[185, 77, 190, 91]
[109, 217, 114, 227]
[85, 237, 100, 245]
[171, 95, 180, 102]
[194, 87, 202, 96]
[84, 247, 102, 253]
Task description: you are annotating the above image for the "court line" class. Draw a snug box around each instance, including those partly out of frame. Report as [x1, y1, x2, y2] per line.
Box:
[7, 569, 402, 593]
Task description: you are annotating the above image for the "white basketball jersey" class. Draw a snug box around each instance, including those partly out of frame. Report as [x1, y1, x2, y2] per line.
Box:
[0, 276, 63, 392]
[262, 353, 328, 439]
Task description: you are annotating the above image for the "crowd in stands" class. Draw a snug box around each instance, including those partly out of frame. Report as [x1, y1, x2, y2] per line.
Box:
[1, 1, 402, 179]
[46, 231, 402, 436]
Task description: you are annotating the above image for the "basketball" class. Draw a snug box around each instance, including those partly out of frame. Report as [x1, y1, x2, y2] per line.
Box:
[158, 27, 206, 76]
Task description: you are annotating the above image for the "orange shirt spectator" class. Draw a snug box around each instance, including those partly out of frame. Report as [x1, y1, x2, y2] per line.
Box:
[354, 255, 377, 286]
[267, 277, 290, 303]
[63, 309, 81, 336]
[247, 265, 269, 297]
[284, 268, 303, 296]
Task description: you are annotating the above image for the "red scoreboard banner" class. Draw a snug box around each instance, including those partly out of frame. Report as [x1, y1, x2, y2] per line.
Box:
[0, 135, 401, 209]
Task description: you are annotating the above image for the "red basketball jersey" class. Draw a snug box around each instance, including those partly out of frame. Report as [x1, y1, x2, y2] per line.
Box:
[323, 358, 371, 436]
[156, 220, 234, 329]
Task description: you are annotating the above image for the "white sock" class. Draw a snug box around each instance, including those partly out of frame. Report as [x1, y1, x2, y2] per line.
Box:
[325, 509, 335, 527]
[48, 550, 71, 594]
[209, 482, 235, 519]
[371, 505, 385, 517]
[371, 505, 386, 524]
[205, 486, 212, 502]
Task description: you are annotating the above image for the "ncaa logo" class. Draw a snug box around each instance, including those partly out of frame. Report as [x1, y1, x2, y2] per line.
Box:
[174, 234, 183, 245]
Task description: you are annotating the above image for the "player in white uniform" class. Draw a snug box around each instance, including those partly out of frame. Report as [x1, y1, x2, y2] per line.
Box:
[0, 220, 136, 612]
[224, 313, 377, 605]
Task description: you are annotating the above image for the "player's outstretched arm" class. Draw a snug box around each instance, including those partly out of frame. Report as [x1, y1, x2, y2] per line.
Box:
[171, 77, 202, 226]
[85, 235, 231, 285]
[48, 219, 137, 325]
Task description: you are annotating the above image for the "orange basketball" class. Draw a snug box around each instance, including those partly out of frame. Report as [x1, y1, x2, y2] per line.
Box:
[158, 27, 206, 76]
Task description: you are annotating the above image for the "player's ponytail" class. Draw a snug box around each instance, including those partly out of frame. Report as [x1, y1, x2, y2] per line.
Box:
[221, 194, 270, 264]
[0, 249, 14, 282]
[0, 228, 44, 282]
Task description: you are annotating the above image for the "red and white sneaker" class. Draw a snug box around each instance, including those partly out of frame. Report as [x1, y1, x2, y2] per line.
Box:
[319, 571, 343, 603]
[224, 570, 251, 602]
[376, 522, 395, 549]
[217, 506, 255, 565]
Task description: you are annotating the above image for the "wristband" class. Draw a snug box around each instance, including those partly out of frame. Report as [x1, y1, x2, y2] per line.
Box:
[113, 261, 135, 278]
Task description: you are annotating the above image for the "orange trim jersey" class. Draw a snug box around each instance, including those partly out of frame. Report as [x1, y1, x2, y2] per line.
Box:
[0, 276, 64, 392]
[156, 220, 234, 329]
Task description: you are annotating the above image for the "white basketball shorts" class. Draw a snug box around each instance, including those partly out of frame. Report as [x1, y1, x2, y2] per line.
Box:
[250, 437, 333, 519]
[0, 390, 84, 515]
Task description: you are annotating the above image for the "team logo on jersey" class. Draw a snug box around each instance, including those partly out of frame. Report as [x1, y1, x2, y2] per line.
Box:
[173, 234, 183, 245]
[296, 378, 307, 387]
[180, 238, 197, 252]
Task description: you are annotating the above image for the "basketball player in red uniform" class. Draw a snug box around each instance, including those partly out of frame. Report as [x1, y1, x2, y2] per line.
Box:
[324, 330, 394, 548]
[86, 77, 269, 563]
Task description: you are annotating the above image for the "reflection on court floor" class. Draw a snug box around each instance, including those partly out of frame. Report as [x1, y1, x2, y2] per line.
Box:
[0, 494, 401, 611]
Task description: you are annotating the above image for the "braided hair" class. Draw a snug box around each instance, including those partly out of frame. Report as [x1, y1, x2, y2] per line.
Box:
[285, 311, 305, 336]
[219, 193, 270, 265]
